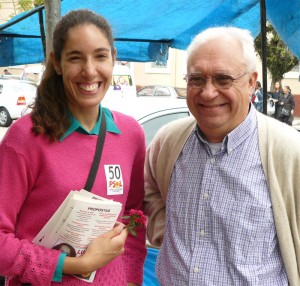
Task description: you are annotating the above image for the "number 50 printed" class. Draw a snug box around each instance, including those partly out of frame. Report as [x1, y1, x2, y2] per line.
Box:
[104, 165, 124, 195]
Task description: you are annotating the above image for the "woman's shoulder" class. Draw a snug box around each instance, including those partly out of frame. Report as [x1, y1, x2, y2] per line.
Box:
[1, 114, 36, 146]
[110, 110, 141, 128]
[4, 114, 33, 135]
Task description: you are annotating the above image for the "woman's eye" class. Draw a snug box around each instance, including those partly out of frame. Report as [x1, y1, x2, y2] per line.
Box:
[96, 54, 107, 59]
[68, 56, 80, 62]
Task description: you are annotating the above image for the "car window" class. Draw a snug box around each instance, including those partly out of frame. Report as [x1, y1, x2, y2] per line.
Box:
[141, 111, 190, 146]
[175, 88, 187, 98]
[137, 87, 155, 97]
[154, 87, 171, 97]
[0, 84, 3, 94]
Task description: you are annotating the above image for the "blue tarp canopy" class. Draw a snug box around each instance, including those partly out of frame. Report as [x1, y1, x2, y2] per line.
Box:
[0, 0, 299, 67]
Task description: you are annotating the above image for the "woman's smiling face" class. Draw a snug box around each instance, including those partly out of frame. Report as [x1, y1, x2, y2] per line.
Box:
[52, 23, 115, 115]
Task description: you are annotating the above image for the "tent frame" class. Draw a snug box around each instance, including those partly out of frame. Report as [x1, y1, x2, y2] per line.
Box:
[0, 1, 269, 114]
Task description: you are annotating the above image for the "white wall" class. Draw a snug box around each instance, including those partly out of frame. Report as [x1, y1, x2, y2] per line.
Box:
[133, 48, 300, 94]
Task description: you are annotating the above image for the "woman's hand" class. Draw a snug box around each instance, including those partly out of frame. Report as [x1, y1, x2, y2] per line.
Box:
[63, 223, 128, 275]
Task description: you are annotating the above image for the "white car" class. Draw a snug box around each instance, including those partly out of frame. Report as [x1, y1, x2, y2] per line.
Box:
[137, 85, 186, 99]
[0, 78, 37, 127]
[0, 97, 191, 143]
[102, 96, 191, 146]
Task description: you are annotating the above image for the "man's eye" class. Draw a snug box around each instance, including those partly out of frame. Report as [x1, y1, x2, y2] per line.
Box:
[190, 76, 205, 84]
[215, 76, 232, 85]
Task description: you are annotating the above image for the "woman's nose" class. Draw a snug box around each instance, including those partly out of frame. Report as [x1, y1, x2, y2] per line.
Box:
[81, 59, 97, 78]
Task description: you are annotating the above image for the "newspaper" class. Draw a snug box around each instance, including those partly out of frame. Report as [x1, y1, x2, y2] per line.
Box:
[32, 189, 122, 283]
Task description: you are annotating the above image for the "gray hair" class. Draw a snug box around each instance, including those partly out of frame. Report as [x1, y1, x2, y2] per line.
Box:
[186, 26, 257, 72]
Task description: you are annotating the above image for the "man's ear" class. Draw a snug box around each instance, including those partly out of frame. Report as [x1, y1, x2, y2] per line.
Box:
[50, 52, 62, 75]
[249, 71, 258, 94]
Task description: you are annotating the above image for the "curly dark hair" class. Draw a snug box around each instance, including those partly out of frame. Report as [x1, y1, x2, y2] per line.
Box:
[31, 9, 115, 141]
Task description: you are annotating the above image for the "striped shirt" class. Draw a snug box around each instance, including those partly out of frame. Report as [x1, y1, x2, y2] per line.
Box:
[156, 107, 288, 285]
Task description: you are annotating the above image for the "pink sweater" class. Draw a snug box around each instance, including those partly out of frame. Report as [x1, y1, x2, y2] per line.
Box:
[0, 112, 147, 286]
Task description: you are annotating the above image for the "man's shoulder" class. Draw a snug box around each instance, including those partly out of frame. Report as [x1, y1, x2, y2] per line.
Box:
[148, 116, 196, 156]
[157, 116, 196, 139]
[257, 112, 300, 148]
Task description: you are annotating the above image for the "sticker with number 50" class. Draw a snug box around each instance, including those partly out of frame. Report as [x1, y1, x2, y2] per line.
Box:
[104, 165, 124, 195]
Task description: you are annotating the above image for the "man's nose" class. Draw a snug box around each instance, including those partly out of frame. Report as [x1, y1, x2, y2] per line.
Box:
[200, 78, 219, 100]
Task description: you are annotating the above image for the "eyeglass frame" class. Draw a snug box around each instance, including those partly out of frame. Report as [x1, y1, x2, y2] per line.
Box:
[183, 71, 249, 90]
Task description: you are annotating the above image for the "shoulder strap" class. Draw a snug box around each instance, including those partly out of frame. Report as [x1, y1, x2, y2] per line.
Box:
[84, 111, 106, 191]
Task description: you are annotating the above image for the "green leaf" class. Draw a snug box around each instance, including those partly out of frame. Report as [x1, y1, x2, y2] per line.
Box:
[254, 22, 298, 89]
[129, 229, 137, 236]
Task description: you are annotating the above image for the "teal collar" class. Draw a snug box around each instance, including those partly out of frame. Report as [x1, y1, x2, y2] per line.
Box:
[60, 105, 121, 142]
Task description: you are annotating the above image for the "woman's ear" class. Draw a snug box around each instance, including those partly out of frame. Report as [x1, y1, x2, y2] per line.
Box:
[50, 52, 62, 75]
[112, 48, 117, 65]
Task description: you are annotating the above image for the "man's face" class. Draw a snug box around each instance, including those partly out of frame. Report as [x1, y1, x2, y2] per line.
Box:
[186, 37, 257, 143]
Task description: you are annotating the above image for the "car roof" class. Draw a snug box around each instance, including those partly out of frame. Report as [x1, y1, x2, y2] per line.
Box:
[137, 85, 184, 90]
[101, 96, 188, 121]
[0, 78, 37, 86]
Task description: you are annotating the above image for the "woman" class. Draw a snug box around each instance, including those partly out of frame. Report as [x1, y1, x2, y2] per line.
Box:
[253, 81, 263, 112]
[278, 85, 295, 125]
[271, 81, 283, 119]
[0, 9, 146, 286]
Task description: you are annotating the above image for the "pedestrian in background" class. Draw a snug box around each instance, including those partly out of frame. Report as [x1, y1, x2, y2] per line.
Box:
[278, 85, 295, 125]
[3, 69, 11, 75]
[144, 26, 300, 286]
[271, 81, 283, 119]
[253, 80, 263, 112]
[0, 9, 146, 286]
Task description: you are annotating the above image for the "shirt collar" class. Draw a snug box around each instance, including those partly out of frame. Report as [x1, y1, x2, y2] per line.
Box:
[195, 104, 257, 155]
[60, 105, 121, 142]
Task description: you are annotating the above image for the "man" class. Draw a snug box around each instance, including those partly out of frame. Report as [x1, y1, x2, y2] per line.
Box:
[144, 27, 300, 285]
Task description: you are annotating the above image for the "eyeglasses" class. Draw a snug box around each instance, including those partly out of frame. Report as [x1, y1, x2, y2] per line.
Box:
[184, 72, 248, 90]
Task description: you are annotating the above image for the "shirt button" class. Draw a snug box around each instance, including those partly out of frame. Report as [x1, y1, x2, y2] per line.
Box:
[194, 267, 200, 273]
[203, 193, 209, 200]
[200, 230, 205, 237]
[210, 157, 216, 163]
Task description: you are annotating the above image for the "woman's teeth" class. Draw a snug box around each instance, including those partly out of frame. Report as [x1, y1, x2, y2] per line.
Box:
[79, 83, 98, 91]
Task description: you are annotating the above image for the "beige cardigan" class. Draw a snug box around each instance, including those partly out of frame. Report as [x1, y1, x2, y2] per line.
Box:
[144, 111, 300, 285]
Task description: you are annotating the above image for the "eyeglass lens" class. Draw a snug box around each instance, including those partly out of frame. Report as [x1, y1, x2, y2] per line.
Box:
[185, 74, 235, 89]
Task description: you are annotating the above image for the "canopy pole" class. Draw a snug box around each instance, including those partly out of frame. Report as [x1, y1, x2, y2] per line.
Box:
[260, 0, 268, 115]
[45, 0, 61, 61]
[38, 9, 46, 59]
